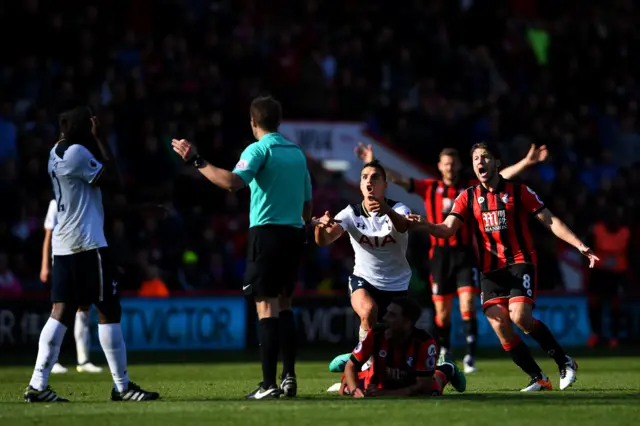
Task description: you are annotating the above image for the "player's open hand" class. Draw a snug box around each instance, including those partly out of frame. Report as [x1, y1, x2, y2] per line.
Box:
[172, 139, 197, 162]
[352, 388, 366, 398]
[311, 211, 341, 228]
[406, 214, 425, 224]
[354, 142, 374, 163]
[525, 143, 549, 165]
[579, 245, 600, 268]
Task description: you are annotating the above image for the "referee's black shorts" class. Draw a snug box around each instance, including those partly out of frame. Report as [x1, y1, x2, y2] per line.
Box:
[244, 225, 306, 298]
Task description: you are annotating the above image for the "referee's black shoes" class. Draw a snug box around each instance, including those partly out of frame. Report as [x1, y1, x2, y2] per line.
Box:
[245, 383, 282, 400]
[280, 373, 297, 397]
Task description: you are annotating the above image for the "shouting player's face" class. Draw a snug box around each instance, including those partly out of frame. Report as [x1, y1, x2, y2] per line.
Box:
[472, 148, 499, 183]
[438, 154, 461, 183]
[360, 166, 387, 199]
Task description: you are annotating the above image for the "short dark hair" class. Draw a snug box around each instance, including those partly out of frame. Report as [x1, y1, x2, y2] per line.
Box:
[361, 160, 387, 181]
[469, 142, 501, 160]
[250, 96, 282, 132]
[439, 147, 460, 160]
[391, 297, 422, 326]
[59, 105, 93, 140]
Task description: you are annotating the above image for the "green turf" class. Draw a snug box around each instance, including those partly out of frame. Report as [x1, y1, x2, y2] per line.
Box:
[1, 357, 639, 426]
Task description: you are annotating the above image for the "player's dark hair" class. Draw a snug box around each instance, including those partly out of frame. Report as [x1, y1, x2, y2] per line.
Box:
[59, 105, 93, 142]
[439, 147, 460, 160]
[250, 96, 282, 132]
[470, 142, 502, 160]
[361, 160, 387, 181]
[391, 297, 422, 326]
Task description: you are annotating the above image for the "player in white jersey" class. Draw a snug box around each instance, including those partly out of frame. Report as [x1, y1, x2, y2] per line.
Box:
[41, 199, 103, 374]
[313, 160, 413, 375]
[25, 106, 159, 403]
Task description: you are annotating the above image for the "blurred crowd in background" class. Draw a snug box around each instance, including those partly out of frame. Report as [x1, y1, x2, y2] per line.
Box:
[0, 0, 637, 299]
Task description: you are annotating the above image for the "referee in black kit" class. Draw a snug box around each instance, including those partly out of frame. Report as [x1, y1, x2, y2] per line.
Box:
[172, 96, 324, 399]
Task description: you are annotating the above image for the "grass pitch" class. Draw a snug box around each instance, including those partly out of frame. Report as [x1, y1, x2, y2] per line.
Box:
[1, 354, 639, 426]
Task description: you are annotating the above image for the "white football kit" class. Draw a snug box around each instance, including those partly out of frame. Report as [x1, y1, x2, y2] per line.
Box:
[335, 199, 412, 292]
[48, 142, 107, 256]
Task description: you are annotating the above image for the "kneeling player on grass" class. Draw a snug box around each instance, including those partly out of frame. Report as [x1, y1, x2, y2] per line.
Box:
[314, 160, 412, 374]
[407, 143, 599, 392]
[339, 297, 465, 397]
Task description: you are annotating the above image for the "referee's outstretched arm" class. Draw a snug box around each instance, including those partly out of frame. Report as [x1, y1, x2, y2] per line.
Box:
[171, 138, 246, 191]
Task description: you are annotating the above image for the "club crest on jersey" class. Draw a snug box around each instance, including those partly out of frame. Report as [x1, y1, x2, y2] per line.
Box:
[501, 193, 509, 204]
[359, 235, 396, 248]
[482, 210, 507, 232]
[407, 356, 413, 367]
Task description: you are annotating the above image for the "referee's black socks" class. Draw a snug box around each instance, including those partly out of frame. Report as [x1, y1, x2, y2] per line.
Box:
[259, 317, 279, 389]
[279, 309, 297, 378]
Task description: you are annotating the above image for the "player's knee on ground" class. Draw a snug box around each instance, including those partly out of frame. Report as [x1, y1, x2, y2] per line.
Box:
[509, 304, 534, 333]
[51, 302, 80, 327]
[96, 300, 122, 324]
[484, 304, 514, 342]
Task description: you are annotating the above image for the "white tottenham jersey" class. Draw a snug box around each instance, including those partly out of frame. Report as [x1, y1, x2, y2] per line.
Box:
[48, 141, 107, 256]
[335, 199, 412, 292]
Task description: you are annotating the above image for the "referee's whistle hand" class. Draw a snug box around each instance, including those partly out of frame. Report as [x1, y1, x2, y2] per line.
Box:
[172, 138, 196, 161]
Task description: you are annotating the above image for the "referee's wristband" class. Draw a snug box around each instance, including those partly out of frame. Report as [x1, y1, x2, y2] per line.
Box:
[188, 154, 207, 169]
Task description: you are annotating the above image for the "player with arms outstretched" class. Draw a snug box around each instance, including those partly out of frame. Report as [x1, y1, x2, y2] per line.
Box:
[408, 143, 598, 391]
[314, 161, 412, 373]
[41, 199, 103, 375]
[340, 297, 465, 398]
[355, 143, 547, 373]
[24, 106, 159, 402]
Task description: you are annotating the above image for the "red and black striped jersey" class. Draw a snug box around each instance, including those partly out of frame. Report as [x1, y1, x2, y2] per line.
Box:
[410, 178, 473, 252]
[350, 325, 437, 390]
[449, 178, 545, 273]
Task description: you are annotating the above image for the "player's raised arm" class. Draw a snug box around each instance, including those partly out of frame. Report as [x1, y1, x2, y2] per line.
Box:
[172, 138, 247, 191]
[355, 143, 413, 191]
[499, 144, 548, 180]
[521, 185, 600, 268]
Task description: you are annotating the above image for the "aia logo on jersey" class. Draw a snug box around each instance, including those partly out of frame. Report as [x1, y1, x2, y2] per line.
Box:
[359, 235, 396, 248]
[482, 210, 507, 232]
